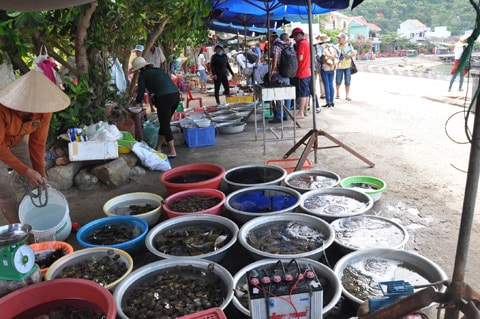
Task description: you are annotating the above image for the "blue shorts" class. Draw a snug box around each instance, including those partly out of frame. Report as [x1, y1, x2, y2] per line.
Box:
[298, 77, 311, 97]
[335, 67, 351, 86]
[198, 69, 207, 83]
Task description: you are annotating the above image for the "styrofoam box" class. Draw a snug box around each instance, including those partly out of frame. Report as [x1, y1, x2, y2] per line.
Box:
[68, 141, 119, 161]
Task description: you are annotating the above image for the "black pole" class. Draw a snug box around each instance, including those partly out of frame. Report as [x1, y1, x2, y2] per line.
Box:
[445, 81, 480, 319]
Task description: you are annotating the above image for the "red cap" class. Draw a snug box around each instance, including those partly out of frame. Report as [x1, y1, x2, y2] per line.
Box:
[290, 27, 304, 38]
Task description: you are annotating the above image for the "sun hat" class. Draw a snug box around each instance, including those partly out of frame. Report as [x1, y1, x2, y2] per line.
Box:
[230, 50, 238, 56]
[318, 33, 331, 42]
[0, 70, 70, 113]
[132, 44, 144, 52]
[290, 27, 304, 38]
[459, 34, 471, 42]
[455, 41, 468, 48]
[131, 57, 152, 71]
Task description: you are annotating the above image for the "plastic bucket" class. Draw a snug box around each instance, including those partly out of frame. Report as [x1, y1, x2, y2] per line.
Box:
[19, 189, 72, 242]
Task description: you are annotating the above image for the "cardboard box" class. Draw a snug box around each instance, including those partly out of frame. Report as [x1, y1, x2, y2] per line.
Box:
[68, 141, 119, 161]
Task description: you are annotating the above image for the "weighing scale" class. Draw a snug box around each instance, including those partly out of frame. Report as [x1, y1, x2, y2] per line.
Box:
[0, 223, 37, 281]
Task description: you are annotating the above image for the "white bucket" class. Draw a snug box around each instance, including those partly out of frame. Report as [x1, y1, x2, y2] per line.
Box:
[19, 189, 72, 242]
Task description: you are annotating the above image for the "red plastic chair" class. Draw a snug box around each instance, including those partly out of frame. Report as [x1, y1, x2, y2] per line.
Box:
[183, 84, 202, 109]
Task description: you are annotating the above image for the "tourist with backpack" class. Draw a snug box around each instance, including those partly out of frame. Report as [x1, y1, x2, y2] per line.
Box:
[316, 34, 339, 107]
[269, 32, 295, 123]
[230, 50, 256, 85]
[335, 33, 356, 101]
[290, 27, 311, 119]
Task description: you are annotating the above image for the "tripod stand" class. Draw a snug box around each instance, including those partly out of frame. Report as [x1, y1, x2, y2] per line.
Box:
[283, 128, 375, 170]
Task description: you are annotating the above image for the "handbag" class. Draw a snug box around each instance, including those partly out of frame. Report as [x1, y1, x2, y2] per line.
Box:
[350, 58, 358, 75]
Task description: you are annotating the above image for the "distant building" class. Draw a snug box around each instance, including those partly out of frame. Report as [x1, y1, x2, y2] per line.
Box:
[425, 26, 451, 39]
[348, 16, 382, 52]
[323, 11, 350, 32]
[397, 19, 429, 41]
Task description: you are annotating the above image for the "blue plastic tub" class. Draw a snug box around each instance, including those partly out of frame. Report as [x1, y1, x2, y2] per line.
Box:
[76, 216, 148, 255]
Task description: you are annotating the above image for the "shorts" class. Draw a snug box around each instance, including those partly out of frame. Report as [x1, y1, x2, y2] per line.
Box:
[298, 77, 311, 97]
[198, 69, 207, 83]
[335, 67, 351, 86]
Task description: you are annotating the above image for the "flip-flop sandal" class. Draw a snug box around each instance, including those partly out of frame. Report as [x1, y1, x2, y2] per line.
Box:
[167, 154, 177, 159]
[346, 97, 352, 101]
[336, 96, 340, 99]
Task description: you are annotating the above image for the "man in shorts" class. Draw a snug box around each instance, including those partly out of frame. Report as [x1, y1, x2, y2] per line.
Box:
[290, 28, 311, 118]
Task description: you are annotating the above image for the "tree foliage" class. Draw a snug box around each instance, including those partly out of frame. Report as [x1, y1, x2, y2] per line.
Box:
[350, 0, 476, 35]
[0, 0, 210, 141]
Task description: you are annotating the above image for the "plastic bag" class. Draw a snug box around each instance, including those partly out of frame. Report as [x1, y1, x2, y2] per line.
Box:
[88, 122, 123, 141]
[132, 142, 171, 171]
[143, 121, 160, 149]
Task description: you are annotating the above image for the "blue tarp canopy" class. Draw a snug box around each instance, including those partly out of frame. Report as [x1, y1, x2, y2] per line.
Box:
[208, 21, 282, 36]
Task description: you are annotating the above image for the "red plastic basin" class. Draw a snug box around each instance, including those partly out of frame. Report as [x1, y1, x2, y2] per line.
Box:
[159, 163, 225, 195]
[0, 278, 116, 319]
[163, 189, 226, 218]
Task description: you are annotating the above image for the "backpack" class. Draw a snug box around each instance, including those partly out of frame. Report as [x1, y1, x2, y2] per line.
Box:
[318, 44, 339, 71]
[245, 50, 258, 64]
[277, 43, 298, 78]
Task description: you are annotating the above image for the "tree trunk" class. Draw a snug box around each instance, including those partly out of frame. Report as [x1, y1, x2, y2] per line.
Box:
[75, 1, 98, 76]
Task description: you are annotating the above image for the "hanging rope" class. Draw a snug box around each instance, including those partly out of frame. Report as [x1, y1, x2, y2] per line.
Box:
[20, 178, 49, 208]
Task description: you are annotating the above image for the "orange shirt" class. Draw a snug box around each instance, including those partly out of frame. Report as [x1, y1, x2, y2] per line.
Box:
[0, 104, 52, 176]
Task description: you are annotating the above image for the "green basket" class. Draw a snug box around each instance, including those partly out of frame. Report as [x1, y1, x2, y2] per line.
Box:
[340, 176, 386, 202]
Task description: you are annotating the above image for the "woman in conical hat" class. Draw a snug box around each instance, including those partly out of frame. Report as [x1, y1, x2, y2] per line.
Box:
[0, 70, 70, 223]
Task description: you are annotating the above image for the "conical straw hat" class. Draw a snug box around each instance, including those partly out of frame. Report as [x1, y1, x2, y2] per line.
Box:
[0, 70, 70, 113]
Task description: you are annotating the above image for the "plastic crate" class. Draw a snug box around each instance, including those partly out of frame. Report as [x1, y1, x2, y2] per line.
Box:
[183, 125, 215, 148]
[264, 158, 313, 173]
[176, 308, 226, 319]
[263, 102, 274, 119]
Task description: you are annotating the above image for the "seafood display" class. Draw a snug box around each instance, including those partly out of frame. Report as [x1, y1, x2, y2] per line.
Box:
[168, 173, 216, 184]
[246, 222, 327, 254]
[54, 249, 128, 287]
[168, 195, 221, 213]
[111, 200, 159, 216]
[153, 225, 230, 256]
[303, 194, 368, 216]
[332, 216, 406, 250]
[344, 182, 380, 190]
[341, 258, 430, 301]
[35, 248, 68, 269]
[122, 264, 225, 319]
[287, 174, 338, 189]
[85, 224, 142, 245]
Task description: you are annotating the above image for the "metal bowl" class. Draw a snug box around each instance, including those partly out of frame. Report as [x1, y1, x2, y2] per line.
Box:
[217, 122, 246, 134]
[284, 169, 342, 193]
[208, 109, 236, 117]
[113, 259, 234, 319]
[103, 192, 163, 227]
[210, 114, 243, 123]
[225, 102, 255, 109]
[224, 185, 302, 224]
[223, 164, 287, 192]
[0, 223, 32, 245]
[232, 258, 342, 316]
[333, 248, 448, 305]
[145, 214, 239, 262]
[330, 215, 409, 253]
[45, 247, 133, 291]
[300, 188, 373, 222]
[238, 212, 335, 260]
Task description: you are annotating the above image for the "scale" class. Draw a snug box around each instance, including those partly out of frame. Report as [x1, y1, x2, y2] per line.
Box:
[0, 223, 37, 281]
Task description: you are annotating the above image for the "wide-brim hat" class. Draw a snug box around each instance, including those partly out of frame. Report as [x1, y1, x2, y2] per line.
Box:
[318, 33, 331, 42]
[0, 70, 70, 113]
[455, 41, 468, 48]
[230, 50, 238, 56]
[460, 34, 471, 42]
[131, 57, 152, 71]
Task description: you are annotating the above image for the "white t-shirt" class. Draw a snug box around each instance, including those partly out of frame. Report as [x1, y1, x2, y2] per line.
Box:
[197, 53, 206, 70]
[454, 45, 464, 60]
[145, 47, 166, 68]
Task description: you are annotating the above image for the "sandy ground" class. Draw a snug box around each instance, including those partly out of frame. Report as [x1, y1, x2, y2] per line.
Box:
[3, 56, 480, 317]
